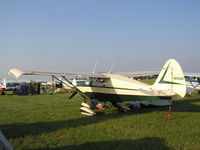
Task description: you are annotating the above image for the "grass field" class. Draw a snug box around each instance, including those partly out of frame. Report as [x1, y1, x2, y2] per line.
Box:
[0, 91, 200, 150]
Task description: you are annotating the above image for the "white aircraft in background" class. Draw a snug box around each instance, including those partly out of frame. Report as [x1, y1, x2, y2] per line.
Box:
[8, 59, 186, 116]
[184, 73, 200, 95]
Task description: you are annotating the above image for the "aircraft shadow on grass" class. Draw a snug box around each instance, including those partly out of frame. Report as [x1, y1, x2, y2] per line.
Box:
[136, 97, 200, 113]
[27, 137, 172, 150]
[0, 111, 136, 139]
[172, 97, 200, 112]
[0, 97, 200, 139]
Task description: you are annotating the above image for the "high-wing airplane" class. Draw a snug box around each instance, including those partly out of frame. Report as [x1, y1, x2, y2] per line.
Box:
[8, 59, 186, 116]
[184, 73, 200, 95]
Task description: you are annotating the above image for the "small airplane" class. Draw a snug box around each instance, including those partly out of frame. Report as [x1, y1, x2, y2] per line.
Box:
[8, 59, 186, 116]
[184, 73, 200, 95]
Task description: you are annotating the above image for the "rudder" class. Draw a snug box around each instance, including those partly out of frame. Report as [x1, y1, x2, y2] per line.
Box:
[153, 59, 186, 98]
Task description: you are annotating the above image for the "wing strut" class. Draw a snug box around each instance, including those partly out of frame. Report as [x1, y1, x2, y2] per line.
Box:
[61, 76, 90, 100]
[51, 75, 90, 100]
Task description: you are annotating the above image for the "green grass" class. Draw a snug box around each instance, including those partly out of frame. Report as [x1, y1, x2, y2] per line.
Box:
[0, 93, 200, 150]
[139, 78, 155, 85]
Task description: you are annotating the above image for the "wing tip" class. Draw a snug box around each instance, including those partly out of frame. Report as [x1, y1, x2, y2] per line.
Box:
[8, 68, 24, 79]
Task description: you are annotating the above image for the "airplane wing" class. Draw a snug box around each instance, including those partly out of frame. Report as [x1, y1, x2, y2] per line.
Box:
[8, 68, 109, 79]
[184, 72, 200, 78]
[8, 68, 161, 80]
[8, 68, 109, 100]
[9, 69, 200, 80]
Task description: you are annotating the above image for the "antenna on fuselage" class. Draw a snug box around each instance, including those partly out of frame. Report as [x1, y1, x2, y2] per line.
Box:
[108, 61, 115, 73]
[92, 61, 98, 74]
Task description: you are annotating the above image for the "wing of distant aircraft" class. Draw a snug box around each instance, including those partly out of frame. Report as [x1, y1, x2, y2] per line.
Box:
[184, 73, 200, 78]
[117, 71, 159, 78]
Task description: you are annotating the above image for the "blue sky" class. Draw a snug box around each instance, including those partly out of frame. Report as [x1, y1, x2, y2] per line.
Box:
[0, 0, 200, 80]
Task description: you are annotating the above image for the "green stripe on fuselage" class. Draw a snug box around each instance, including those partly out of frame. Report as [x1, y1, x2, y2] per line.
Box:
[159, 81, 181, 84]
[78, 85, 139, 91]
[84, 92, 171, 104]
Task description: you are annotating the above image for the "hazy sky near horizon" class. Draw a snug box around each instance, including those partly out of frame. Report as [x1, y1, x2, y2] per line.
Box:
[0, 0, 200, 80]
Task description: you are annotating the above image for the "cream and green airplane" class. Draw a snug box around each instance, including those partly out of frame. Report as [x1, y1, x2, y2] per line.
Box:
[8, 59, 186, 116]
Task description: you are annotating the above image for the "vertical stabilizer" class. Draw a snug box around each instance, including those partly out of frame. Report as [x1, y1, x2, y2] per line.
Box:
[153, 59, 186, 98]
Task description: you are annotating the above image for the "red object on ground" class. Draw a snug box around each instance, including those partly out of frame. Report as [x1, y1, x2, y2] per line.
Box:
[166, 114, 171, 120]
[96, 105, 103, 109]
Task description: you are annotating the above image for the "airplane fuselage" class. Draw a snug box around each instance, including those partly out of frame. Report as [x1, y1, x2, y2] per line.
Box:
[78, 86, 171, 103]
[76, 73, 173, 104]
